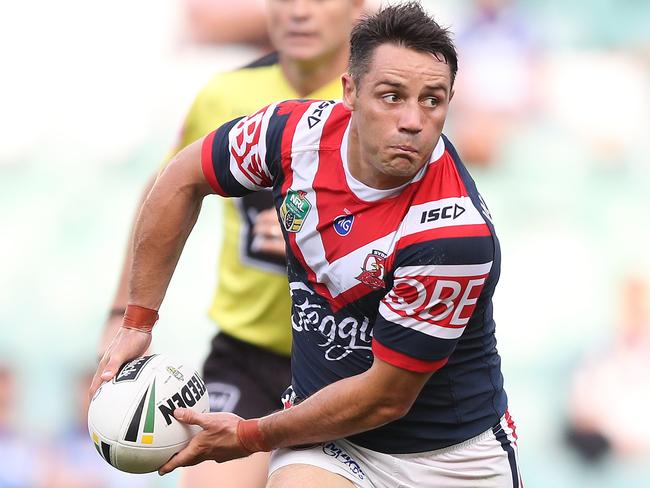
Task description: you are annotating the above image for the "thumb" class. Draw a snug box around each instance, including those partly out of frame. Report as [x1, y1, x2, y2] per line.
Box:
[100, 358, 123, 381]
[174, 408, 207, 428]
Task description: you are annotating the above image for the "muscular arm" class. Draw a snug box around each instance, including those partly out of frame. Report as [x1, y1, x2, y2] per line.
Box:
[128, 139, 213, 309]
[261, 357, 432, 447]
[98, 174, 156, 356]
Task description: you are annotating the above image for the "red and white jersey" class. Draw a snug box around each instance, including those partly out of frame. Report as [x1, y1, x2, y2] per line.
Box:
[202, 100, 508, 453]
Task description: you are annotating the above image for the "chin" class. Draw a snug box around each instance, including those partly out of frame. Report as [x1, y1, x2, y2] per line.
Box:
[387, 159, 419, 177]
[283, 45, 323, 62]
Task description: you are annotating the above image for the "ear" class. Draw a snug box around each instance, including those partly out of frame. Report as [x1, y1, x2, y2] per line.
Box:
[342, 73, 356, 111]
[449, 88, 455, 103]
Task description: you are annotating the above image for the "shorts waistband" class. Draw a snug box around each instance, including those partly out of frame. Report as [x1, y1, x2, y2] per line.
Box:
[391, 415, 506, 458]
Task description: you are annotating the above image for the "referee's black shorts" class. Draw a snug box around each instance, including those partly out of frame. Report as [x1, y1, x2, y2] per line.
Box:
[202, 332, 291, 418]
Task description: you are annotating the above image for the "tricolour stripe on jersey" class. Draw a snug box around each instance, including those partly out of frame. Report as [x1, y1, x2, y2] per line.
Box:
[378, 305, 468, 339]
[202, 118, 250, 197]
[275, 103, 494, 314]
[372, 338, 449, 373]
[289, 102, 338, 291]
[282, 101, 346, 303]
[397, 175, 491, 251]
[306, 196, 488, 305]
[393, 262, 493, 278]
[201, 129, 227, 196]
[280, 101, 327, 291]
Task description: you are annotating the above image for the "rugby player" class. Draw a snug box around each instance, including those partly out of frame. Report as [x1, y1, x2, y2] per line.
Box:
[93, 3, 521, 486]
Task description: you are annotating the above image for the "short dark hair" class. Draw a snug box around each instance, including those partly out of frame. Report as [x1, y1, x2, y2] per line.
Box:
[349, 2, 458, 86]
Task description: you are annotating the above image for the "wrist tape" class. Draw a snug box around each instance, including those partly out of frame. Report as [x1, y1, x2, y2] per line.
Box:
[121, 304, 158, 333]
[237, 419, 271, 453]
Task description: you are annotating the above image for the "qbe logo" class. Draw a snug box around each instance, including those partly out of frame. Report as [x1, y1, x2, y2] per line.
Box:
[382, 264, 492, 333]
[229, 108, 272, 187]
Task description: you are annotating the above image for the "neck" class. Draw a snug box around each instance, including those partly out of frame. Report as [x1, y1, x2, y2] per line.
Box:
[279, 47, 349, 97]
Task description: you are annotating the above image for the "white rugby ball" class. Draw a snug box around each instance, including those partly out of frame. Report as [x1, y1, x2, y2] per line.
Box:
[88, 354, 209, 473]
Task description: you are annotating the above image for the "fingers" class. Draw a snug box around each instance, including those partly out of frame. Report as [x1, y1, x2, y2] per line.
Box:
[89, 356, 108, 399]
[174, 408, 208, 429]
[251, 209, 286, 256]
[158, 444, 203, 476]
[100, 355, 124, 382]
[88, 353, 122, 398]
[256, 238, 285, 256]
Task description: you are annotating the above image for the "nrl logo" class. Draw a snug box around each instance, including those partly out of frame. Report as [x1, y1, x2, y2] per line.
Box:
[280, 189, 312, 233]
[356, 250, 387, 289]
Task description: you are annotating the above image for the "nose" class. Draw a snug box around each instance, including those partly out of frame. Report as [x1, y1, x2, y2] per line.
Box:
[398, 101, 423, 135]
[289, 0, 313, 21]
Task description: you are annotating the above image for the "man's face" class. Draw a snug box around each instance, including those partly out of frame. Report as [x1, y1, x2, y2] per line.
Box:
[267, 0, 362, 62]
[343, 43, 454, 188]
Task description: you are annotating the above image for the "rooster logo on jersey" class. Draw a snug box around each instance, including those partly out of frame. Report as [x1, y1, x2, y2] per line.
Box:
[356, 250, 387, 289]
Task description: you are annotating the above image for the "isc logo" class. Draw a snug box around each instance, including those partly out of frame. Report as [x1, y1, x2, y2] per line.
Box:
[420, 204, 465, 224]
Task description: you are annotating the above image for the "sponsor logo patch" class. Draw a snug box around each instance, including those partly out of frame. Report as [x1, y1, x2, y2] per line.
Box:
[384, 265, 491, 330]
[419, 203, 465, 224]
[280, 189, 312, 233]
[333, 214, 354, 236]
[356, 250, 387, 289]
[290, 282, 372, 361]
[307, 100, 336, 129]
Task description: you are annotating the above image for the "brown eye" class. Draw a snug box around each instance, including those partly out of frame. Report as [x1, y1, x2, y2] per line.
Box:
[421, 97, 438, 107]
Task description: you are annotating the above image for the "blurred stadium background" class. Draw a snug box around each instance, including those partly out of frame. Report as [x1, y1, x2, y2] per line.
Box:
[1, 0, 648, 486]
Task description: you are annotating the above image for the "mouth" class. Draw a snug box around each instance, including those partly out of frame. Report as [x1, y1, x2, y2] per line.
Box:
[390, 145, 418, 154]
[286, 31, 317, 39]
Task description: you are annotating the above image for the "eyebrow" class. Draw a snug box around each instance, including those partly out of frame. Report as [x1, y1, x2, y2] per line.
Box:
[375, 80, 448, 93]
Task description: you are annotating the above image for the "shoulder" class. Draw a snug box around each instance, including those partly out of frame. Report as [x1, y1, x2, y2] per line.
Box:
[274, 100, 349, 154]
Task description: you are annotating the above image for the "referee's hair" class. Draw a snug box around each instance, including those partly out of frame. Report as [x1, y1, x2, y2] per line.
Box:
[349, 1, 458, 86]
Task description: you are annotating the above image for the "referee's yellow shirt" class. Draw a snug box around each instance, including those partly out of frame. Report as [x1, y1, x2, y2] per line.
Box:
[167, 55, 343, 356]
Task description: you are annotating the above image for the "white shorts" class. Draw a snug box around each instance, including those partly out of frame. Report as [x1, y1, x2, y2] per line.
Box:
[269, 414, 522, 488]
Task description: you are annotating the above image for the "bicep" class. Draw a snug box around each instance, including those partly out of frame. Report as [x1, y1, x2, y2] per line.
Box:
[157, 137, 214, 198]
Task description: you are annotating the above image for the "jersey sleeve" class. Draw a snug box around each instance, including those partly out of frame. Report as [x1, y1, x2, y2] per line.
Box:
[201, 100, 293, 197]
[372, 237, 495, 373]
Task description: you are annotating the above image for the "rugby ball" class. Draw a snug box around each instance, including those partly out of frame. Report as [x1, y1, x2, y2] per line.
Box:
[88, 354, 209, 473]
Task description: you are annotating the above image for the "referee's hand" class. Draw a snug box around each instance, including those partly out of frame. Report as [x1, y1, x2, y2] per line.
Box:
[252, 208, 286, 257]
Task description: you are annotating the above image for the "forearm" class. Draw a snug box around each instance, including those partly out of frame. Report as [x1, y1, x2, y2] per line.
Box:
[109, 175, 157, 311]
[128, 147, 210, 309]
[259, 360, 429, 449]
